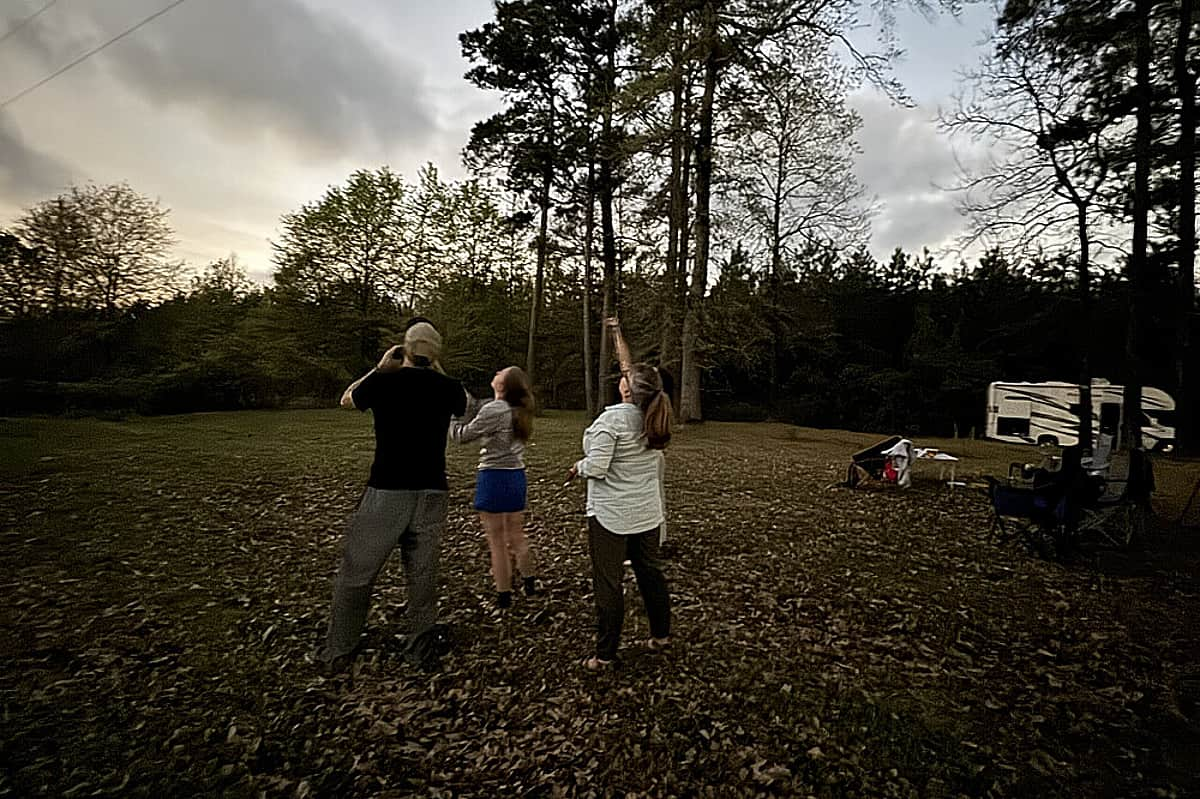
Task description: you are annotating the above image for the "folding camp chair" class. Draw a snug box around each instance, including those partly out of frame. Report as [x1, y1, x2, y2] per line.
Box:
[985, 466, 1075, 560]
[987, 446, 1152, 560]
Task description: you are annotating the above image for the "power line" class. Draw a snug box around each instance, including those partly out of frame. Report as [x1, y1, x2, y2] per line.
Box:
[0, 0, 59, 47]
[0, 0, 190, 113]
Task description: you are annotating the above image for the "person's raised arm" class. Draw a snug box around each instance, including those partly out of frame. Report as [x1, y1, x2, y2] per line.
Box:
[340, 344, 404, 409]
[605, 317, 633, 377]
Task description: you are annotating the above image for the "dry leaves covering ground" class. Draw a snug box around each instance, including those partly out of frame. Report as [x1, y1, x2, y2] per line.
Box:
[1, 410, 1198, 798]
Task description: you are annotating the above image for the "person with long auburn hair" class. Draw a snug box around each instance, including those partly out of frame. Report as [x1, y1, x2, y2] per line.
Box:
[451, 366, 538, 608]
[566, 319, 672, 670]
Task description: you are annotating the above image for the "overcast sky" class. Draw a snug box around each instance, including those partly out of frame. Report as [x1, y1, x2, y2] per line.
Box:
[0, 0, 996, 284]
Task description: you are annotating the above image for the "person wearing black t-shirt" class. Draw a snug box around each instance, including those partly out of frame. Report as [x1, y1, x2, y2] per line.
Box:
[318, 320, 467, 672]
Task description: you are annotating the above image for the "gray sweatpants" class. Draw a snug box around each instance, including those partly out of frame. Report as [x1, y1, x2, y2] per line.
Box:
[319, 488, 448, 663]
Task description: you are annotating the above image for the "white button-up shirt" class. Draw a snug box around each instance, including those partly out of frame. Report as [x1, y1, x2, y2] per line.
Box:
[575, 403, 665, 535]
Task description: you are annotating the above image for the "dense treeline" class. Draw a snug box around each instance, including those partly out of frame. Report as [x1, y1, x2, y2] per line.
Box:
[0, 0, 1197, 449]
[696, 246, 1187, 436]
[1, 211, 1187, 438]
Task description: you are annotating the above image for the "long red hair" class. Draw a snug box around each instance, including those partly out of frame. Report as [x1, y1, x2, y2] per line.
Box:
[501, 366, 534, 441]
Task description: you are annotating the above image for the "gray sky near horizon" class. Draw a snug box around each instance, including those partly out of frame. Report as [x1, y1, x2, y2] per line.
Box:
[0, 0, 996, 284]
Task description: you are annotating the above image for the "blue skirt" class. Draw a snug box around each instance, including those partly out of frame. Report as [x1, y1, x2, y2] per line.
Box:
[474, 468, 527, 513]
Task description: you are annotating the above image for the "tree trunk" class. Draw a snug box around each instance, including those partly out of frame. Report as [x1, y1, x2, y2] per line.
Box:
[596, 0, 620, 412]
[768, 147, 785, 409]
[1123, 0, 1153, 452]
[527, 162, 551, 387]
[583, 160, 597, 418]
[672, 102, 694, 414]
[51, 255, 65, 314]
[360, 263, 373, 365]
[1174, 0, 1196, 454]
[661, 13, 686, 405]
[679, 0, 718, 424]
[598, 264, 615, 410]
[360, 260, 371, 316]
[51, 198, 68, 314]
[1076, 203, 1094, 454]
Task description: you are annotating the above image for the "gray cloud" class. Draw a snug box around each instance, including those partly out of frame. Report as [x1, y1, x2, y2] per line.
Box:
[0, 1, 506, 279]
[8, 0, 438, 159]
[0, 2, 84, 68]
[869, 192, 962, 258]
[0, 113, 73, 208]
[850, 91, 981, 260]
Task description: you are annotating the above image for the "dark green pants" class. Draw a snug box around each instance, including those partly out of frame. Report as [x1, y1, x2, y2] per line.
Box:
[587, 516, 670, 660]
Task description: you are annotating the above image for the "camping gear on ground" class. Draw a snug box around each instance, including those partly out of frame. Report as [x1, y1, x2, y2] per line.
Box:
[881, 438, 913, 488]
[914, 447, 963, 487]
[844, 436, 912, 489]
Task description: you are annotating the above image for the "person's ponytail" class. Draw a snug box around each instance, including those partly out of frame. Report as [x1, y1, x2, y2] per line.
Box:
[627, 362, 671, 449]
[643, 390, 671, 450]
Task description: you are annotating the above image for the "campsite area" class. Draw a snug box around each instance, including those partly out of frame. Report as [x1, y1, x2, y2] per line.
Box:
[2, 410, 1198, 798]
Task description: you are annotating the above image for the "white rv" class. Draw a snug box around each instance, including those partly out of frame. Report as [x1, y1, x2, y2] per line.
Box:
[986, 380, 1176, 452]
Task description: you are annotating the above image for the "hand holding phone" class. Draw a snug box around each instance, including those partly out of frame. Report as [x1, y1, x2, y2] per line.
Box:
[377, 344, 405, 371]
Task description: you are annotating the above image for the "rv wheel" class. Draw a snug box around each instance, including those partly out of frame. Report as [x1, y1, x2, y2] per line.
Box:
[1036, 435, 1059, 447]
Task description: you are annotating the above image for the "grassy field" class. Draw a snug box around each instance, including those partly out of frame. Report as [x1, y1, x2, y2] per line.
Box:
[1, 410, 1199, 797]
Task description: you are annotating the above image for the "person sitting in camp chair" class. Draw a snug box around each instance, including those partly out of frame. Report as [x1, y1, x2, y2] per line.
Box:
[987, 445, 1113, 558]
[1024, 445, 1098, 504]
[844, 436, 913, 489]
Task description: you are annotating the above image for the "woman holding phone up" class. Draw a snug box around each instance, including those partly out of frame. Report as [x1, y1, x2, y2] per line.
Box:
[451, 366, 538, 609]
[566, 319, 672, 670]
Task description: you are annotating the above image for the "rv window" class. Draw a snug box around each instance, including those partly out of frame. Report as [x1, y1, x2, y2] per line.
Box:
[998, 397, 1031, 416]
[1144, 409, 1175, 427]
[997, 416, 1030, 437]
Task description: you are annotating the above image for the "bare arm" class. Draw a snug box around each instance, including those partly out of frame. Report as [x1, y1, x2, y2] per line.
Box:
[340, 344, 405, 409]
[340, 371, 372, 409]
[605, 317, 633, 376]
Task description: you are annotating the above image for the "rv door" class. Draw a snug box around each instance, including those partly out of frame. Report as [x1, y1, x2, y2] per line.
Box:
[1096, 401, 1121, 453]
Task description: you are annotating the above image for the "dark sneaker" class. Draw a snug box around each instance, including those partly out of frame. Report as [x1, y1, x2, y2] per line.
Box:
[315, 641, 363, 676]
[320, 653, 354, 676]
[404, 624, 451, 672]
[429, 623, 453, 656]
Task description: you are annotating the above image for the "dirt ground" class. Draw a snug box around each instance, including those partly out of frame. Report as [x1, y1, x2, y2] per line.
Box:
[1, 411, 1198, 797]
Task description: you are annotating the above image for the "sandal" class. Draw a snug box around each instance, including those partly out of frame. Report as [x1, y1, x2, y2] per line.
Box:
[647, 637, 671, 652]
[582, 655, 614, 672]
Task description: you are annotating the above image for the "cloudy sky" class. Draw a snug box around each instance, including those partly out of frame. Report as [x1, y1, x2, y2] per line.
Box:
[0, 0, 995, 283]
